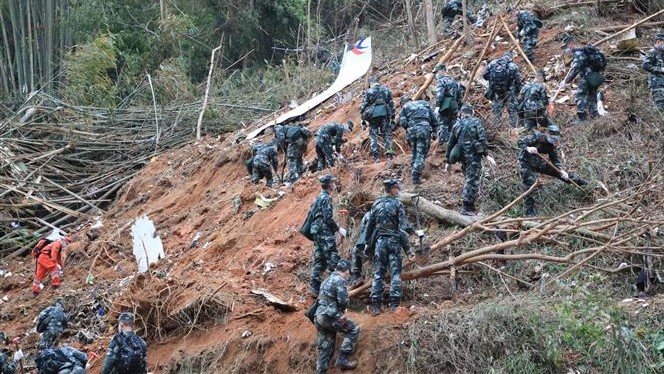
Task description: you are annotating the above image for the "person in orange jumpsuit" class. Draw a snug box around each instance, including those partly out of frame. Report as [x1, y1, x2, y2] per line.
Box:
[32, 236, 71, 297]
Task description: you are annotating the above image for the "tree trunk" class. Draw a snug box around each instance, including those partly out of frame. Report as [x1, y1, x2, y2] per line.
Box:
[0, 3, 16, 92]
[424, 0, 437, 44]
[405, 0, 419, 49]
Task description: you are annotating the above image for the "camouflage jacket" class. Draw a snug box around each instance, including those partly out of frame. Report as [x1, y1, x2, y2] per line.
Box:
[360, 84, 395, 118]
[516, 10, 542, 37]
[253, 143, 278, 171]
[36, 346, 87, 373]
[273, 124, 287, 151]
[316, 123, 346, 152]
[354, 211, 373, 248]
[567, 46, 606, 82]
[368, 195, 414, 239]
[316, 271, 349, 319]
[518, 81, 549, 111]
[310, 190, 340, 236]
[285, 124, 312, 151]
[101, 331, 148, 374]
[37, 306, 68, 332]
[399, 100, 438, 133]
[642, 47, 664, 76]
[435, 74, 464, 110]
[447, 116, 489, 162]
[0, 350, 16, 374]
[518, 131, 562, 168]
[483, 57, 523, 93]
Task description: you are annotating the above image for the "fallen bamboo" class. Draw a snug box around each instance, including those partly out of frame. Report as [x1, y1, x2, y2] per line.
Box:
[593, 8, 664, 47]
[412, 36, 464, 101]
[500, 16, 537, 74]
[596, 20, 664, 33]
[464, 18, 501, 101]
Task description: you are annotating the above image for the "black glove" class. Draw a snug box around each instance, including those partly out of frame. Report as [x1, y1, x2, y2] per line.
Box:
[361, 120, 368, 130]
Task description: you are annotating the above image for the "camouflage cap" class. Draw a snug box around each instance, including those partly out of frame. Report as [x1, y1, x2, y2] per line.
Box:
[434, 63, 446, 72]
[546, 124, 561, 143]
[118, 312, 135, 324]
[335, 259, 350, 271]
[319, 174, 336, 186]
[383, 179, 400, 190]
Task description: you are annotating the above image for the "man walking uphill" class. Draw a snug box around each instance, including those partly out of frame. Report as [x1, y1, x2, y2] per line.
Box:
[307, 175, 347, 297]
[399, 96, 438, 184]
[641, 33, 664, 110]
[314, 260, 359, 373]
[368, 179, 418, 315]
[561, 36, 607, 122]
[32, 236, 71, 297]
[360, 77, 395, 162]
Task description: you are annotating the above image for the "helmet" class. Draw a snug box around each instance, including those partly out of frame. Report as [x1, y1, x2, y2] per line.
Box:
[119, 312, 135, 324]
[383, 179, 400, 191]
[460, 104, 474, 114]
[319, 174, 336, 187]
[335, 259, 350, 271]
[434, 63, 446, 72]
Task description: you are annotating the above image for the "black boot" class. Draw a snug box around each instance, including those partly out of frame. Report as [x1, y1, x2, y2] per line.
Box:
[525, 204, 537, 217]
[412, 173, 423, 185]
[336, 353, 358, 370]
[575, 112, 587, 124]
[386, 153, 394, 161]
[370, 301, 382, 316]
[570, 175, 588, 186]
[389, 297, 400, 312]
[309, 282, 320, 298]
[459, 201, 477, 216]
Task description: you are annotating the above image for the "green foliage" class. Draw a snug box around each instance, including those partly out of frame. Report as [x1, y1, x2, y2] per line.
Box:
[62, 34, 118, 107]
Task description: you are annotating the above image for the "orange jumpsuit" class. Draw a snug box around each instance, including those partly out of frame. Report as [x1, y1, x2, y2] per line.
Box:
[32, 240, 64, 294]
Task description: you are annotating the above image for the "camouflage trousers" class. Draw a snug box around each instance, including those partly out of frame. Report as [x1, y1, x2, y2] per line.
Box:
[461, 156, 483, 206]
[491, 91, 519, 128]
[648, 75, 664, 110]
[315, 136, 335, 171]
[520, 108, 551, 131]
[310, 234, 340, 293]
[520, 157, 566, 212]
[315, 314, 359, 373]
[406, 127, 431, 180]
[351, 244, 366, 279]
[251, 160, 274, 187]
[437, 109, 458, 144]
[286, 144, 305, 183]
[40, 322, 65, 349]
[519, 32, 539, 61]
[0, 352, 17, 374]
[370, 236, 403, 304]
[368, 117, 393, 160]
[575, 76, 600, 118]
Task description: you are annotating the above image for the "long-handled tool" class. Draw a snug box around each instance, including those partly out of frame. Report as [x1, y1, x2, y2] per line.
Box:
[412, 195, 430, 263]
[534, 152, 581, 188]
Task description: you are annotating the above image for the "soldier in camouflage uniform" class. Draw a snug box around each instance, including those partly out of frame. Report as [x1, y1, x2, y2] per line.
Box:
[272, 123, 288, 153]
[315, 121, 353, 171]
[442, 0, 476, 35]
[561, 36, 607, 122]
[314, 260, 359, 373]
[36, 301, 68, 349]
[360, 77, 395, 162]
[483, 52, 523, 128]
[399, 96, 439, 184]
[434, 64, 464, 143]
[445, 105, 493, 216]
[101, 312, 148, 374]
[285, 123, 312, 183]
[0, 333, 16, 374]
[308, 175, 347, 297]
[518, 70, 551, 131]
[35, 346, 87, 374]
[519, 125, 587, 216]
[368, 180, 417, 315]
[516, 10, 543, 62]
[248, 142, 279, 187]
[641, 33, 664, 110]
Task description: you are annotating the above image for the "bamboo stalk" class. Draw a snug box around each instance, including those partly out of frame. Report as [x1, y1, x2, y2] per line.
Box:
[464, 18, 501, 101]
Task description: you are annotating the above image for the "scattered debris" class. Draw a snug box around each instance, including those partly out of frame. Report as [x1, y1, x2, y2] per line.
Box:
[131, 215, 165, 273]
[251, 289, 297, 312]
[241, 330, 253, 338]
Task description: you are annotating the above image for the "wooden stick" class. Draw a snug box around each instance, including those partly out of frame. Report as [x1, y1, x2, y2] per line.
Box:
[593, 8, 664, 47]
[464, 18, 501, 101]
[196, 35, 224, 140]
[596, 21, 664, 33]
[500, 16, 537, 74]
[146, 73, 160, 151]
[413, 37, 464, 101]
[534, 153, 581, 188]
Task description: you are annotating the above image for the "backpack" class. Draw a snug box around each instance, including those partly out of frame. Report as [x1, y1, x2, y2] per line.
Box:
[32, 237, 52, 258]
[584, 46, 607, 72]
[116, 333, 147, 374]
[489, 60, 513, 93]
[437, 79, 459, 112]
[35, 349, 71, 374]
[299, 199, 319, 241]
